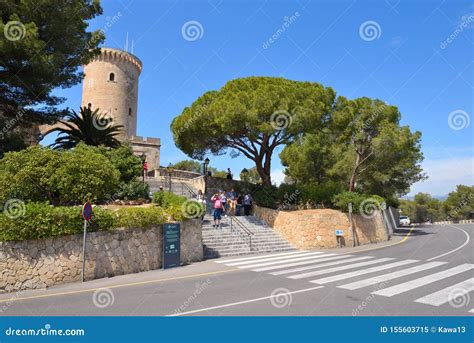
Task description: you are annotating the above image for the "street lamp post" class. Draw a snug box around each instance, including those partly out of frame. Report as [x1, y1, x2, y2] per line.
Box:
[241, 168, 249, 193]
[204, 157, 210, 176]
[166, 163, 173, 192]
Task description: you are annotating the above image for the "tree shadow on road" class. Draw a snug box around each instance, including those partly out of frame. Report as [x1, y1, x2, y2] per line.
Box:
[393, 227, 434, 236]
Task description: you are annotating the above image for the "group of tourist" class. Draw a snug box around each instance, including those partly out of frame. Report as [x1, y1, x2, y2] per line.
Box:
[196, 189, 253, 229]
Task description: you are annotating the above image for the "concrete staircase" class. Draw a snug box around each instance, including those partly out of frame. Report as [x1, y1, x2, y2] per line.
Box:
[146, 178, 197, 198]
[202, 214, 296, 259]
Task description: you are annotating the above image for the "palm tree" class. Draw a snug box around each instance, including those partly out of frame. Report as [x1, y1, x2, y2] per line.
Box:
[52, 107, 123, 149]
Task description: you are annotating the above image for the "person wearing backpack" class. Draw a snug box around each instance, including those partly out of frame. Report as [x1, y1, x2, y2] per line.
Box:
[211, 192, 223, 229]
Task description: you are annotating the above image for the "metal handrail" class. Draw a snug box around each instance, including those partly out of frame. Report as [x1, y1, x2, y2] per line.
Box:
[228, 214, 254, 251]
[181, 182, 197, 198]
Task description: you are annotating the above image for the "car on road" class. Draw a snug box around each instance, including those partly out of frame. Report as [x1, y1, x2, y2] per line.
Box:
[399, 215, 410, 226]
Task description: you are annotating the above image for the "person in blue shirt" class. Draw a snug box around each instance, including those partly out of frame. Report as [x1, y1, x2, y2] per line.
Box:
[243, 194, 253, 216]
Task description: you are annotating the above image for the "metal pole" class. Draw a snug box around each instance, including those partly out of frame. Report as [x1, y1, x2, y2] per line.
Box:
[81, 219, 87, 282]
[348, 202, 356, 247]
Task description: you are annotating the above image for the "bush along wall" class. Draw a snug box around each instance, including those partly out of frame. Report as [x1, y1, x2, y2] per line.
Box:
[0, 202, 185, 242]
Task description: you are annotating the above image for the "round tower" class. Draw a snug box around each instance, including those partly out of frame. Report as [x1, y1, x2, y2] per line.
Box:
[81, 47, 142, 139]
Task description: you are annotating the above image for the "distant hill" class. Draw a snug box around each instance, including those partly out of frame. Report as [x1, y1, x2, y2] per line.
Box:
[401, 194, 448, 201]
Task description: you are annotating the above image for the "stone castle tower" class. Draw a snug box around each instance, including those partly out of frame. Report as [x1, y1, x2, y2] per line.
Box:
[81, 47, 141, 139]
[81, 47, 161, 170]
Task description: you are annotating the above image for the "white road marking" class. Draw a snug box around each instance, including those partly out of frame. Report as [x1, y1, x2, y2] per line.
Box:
[236, 254, 338, 269]
[372, 264, 474, 297]
[469, 309, 474, 313]
[214, 251, 307, 263]
[251, 254, 340, 272]
[310, 260, 419, 285]
[288, 258, 394, 279]
[167, 286, 324, 316]
[426, 225, 470, 261]
[338, 262, 447, 290]
[268, 256, 370, 274]
[226, 252, 324, 266]
[414, 278, 474, 306]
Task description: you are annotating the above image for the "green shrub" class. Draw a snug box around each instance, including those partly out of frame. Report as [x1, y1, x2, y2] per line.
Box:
[252, 186, 279, 209]
[0, 202, 117, 241]
[116, 207, 166, 229]
[115, 180, 150, 200]
[0, 144, 120, 205]
[101, 144, 143, 183]
[299, 181, 343, 207]
[152, 191, 187, 207]
[332, 191, 385, 214]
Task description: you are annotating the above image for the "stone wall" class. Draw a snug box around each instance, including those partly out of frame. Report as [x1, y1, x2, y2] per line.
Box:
[0, 220, 202, 292]
[253, 206, 388, 249]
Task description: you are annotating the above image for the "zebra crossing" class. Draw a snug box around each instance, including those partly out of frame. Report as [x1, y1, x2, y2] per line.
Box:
[215, 251, 473, 313]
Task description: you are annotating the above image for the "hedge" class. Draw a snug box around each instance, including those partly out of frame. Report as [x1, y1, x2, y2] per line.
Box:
[0, 202, 186, 242]
[332, 191, 385, 214]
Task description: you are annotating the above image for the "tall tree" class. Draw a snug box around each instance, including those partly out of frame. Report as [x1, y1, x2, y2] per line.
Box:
[443, 185, 474, 220]
[170, 160, 202, 173]
[281, 97, 425, 199]
[0, 0, 104, 153]
[171, 77, 336, 186]
[51, 107, 123, 149]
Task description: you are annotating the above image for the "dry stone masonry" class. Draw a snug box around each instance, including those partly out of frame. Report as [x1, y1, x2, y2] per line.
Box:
[0, 220, 202, 292]
[253, 206, 388, 249]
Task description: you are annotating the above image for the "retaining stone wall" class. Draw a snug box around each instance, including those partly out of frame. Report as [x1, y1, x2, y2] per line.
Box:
[0, 220, 202, 292]
[253, 206, 388, 249]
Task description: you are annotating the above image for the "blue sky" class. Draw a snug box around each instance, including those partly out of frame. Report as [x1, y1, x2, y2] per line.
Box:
[45, 0, 473, 196]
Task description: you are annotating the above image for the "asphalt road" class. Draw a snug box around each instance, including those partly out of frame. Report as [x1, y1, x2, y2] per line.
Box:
[1, 223, 473, 316]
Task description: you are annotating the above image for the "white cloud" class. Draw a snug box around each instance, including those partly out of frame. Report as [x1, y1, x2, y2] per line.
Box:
[271, 169, 285, 186]
[408, 157, 474, 196]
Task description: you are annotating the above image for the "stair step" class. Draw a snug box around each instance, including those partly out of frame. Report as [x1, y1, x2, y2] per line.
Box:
[201, 214, 295, 259]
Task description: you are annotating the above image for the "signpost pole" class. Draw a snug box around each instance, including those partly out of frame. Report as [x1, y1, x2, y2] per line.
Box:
[348, 202, 356, 247]
[81, 219, 87, 282]
[81, 201, 93, 283]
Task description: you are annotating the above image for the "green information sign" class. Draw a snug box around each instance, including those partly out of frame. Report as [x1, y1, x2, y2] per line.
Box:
[163, 223, 180, 269]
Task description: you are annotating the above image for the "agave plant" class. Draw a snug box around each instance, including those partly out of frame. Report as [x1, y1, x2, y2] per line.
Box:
[52, 106, 123, 149]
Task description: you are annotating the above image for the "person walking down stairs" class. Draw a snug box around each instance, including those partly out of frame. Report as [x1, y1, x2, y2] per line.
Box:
[210, 192, 224, 229]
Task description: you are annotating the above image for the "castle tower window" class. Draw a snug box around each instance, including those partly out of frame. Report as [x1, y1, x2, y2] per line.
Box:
[109, 73, 115, 82]
[87, 103, 92, 109]
[129, 108, 132, 116]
